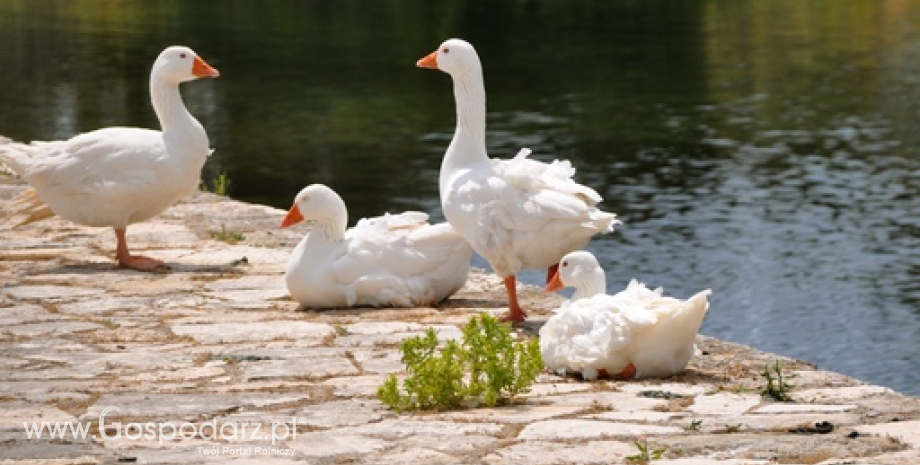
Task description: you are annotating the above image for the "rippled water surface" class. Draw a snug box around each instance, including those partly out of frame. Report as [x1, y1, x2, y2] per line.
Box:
[0, 1, 918, 394]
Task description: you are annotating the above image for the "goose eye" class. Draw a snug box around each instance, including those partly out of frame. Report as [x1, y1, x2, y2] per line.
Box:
[179, 53, 187, 59]
[442, 48, 450, 54]
[562, 261, 568, 267]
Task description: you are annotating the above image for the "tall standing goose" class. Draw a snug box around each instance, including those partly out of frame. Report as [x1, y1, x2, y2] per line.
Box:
[417, 38, 618, 322]
[281, 184, 472, 308]
[541, 250, 712, 380]
[0, 46, 219, 271]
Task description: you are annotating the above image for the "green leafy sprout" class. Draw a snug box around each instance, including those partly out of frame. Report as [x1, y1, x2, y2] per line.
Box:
[625, 439, 666, 464]
[377, 314, 543, 412]
[201, 172, 231, 196]
[210, 224, 245, 244]
[761, 359, 796, 402]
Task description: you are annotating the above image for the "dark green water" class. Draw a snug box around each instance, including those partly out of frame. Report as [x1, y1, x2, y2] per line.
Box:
[1, 0, 919, 395]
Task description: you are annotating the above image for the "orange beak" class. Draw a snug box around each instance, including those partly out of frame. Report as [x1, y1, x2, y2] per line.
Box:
[280, 204, 304, 228]
[545, 270, 565, 293]
[192, 56, 220, 78]
[416, 50, 438, 69]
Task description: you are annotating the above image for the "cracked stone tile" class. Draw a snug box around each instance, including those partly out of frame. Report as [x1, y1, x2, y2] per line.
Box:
[0, 246, 96, 262]
[0, 380, 96, 403]
[82, 392, 311, 422]
[160, 246, 289, 267]
[288, 432, 391, 459]
[364, 448, 459, 465]
[170, 321, 334, 344]
[350, 349, 402, 374]
[483, 440, 637, 465]
[203, 289, 290, 307]
[686, 393, 761, 415]
[56, 297, 156, 315]
[117, 222, 200, 249]
[6, 321, 104, 337]
[520, 378, 595, 397]
[435, 404, 588, 424]
[752, 403, 857, 414]
[618, 382, 711, 398]
[536, 391, 668, 412]
[815, 450, 920, 465]
[120, 363, 227, 383]
[401, 433, 499, 454]
[656, 460, 773, 465]
[291, 399, 385, 429]
[203, 275, 287, 293]
[586, 410, 682, 423]
[688, 412, 860, 433]
[0, 400, 78, 431]
[336, 419, 504, 440]
[4, 284, 106, 301]
[332, 325, 464, 348]
[0, 304, 53, 325]
[342, 322, 425, 335]
[123, 444, 299, 465]
[240, 356, 359, 381]
[518, 419, 682, 441]
[792, 385, 894, 402]
[856, 420, 920, 448]
[320, 374, 390, 398]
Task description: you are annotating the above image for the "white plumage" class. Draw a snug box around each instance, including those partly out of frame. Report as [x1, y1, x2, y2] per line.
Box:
[417, 39, 618, 322]
[0, 46, 219, 271]
[541, 251, 712, 380]
[281, 184, 472, 308]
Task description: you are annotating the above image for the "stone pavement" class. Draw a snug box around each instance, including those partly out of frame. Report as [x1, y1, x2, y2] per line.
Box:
[1, 176, 919, 464]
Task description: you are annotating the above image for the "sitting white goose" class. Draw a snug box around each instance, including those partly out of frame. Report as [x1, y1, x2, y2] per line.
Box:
[0, 46, 219, 271]
[280, 184, 473, 308]
[540, 251, 712, 380]
[417, 39, 618, 323]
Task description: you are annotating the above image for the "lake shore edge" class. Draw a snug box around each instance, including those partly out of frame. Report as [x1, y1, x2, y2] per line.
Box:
[1, 175, 918, 464]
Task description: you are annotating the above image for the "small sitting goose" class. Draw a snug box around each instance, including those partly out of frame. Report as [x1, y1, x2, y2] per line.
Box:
[280, 184, 473, 308]
[540, 251, 712, 380]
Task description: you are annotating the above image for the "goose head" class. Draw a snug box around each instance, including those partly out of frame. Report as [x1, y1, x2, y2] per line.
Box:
[416, 38, 481, 78]
[280, 184, 348, 240]
[152, 46, 220, 85]
[546, 251, 608, 299]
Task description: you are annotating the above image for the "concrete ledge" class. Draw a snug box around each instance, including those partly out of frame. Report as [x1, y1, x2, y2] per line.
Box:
[1, 176, 918, 464]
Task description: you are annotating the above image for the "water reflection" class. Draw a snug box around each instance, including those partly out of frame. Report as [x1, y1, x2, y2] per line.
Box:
[0, 0, 918, 394]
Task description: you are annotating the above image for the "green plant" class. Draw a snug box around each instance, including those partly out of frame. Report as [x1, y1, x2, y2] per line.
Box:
[625, 439, 665, 464]
[761, 360, 795, 402]
[377, 314, 543, 412]
[683, 419, 703, 431]
[716, 423, 742, 434]
[201, 172, 231, 196]
[210, 224, 245, 244]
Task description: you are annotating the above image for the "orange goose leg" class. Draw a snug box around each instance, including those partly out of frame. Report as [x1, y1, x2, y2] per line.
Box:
[114, 228, 168, 272]
[499, 275, 527, 323]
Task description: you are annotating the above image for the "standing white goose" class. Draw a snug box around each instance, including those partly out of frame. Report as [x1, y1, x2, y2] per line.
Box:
[541, 251, 712, 380]
[416, 38, 618, 322]
[0, 46, 219, 271]
[280, 184, 472, 308]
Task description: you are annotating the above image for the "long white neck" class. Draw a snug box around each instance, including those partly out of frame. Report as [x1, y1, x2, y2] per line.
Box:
[441, 66, 488, 196]
[572, 269, 608, 300]
[308, 201, 349, 245]
[149, 73, 209, 160]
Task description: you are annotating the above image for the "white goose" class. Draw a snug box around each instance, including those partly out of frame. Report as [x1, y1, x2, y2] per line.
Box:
[540, 251, 712, 380]
[0, 46, 219, 271]
[280, 184, 472, 308]
[417, 39, 618, 322]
